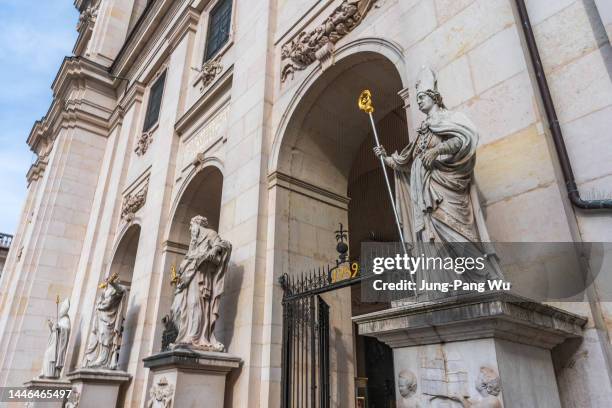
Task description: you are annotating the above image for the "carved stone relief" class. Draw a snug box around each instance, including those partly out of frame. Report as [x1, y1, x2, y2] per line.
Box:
[76, 4, 98, 31]
[147, 376, 174, 408]
[280, 0, 377, 82]
[65, 387, 80, 408]
[135, 131, 153, 156]
[196, 56, 223, 91]
[121, 180, 148, 220]
[396, 355, 503, 407]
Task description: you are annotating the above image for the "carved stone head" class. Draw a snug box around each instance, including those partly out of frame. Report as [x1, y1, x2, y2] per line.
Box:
[475, 366, 501, 397]
[190, 215, 209, 238]
[415, 66, 446, 114]
[397, 369, 417, 398]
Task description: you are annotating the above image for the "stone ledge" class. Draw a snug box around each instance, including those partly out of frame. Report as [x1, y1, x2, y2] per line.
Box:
[143, 348, 243, 373]
[24, 378, 71, 389]
[353, 292, 587, 349]
[66, 368, 132, 384]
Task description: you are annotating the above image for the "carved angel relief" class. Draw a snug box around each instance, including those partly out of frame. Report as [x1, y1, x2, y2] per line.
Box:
[280, 0, 377, 82]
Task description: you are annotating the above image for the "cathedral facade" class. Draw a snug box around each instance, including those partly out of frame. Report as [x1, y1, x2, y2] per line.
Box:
[1, 0, 612, 406]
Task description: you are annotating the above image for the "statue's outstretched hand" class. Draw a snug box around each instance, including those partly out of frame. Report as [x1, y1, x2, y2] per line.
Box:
[373, 145, 387, 158]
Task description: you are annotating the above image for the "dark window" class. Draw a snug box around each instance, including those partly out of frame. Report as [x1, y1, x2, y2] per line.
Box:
[204, 0, 233, 61]
[142, 71, 166, 132]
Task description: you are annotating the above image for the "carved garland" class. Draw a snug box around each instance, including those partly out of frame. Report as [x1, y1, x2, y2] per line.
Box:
[147, 376, 174, 408]
[280, 0, 377, 82]
[121, 181, 148, 220]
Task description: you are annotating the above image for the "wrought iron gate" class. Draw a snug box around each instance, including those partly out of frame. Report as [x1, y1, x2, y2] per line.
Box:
[280, 288, 330, 408]
[280, 224, 363, 408]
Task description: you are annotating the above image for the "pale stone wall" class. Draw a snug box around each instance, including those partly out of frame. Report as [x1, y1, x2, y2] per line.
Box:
[1, 0, 611, 407]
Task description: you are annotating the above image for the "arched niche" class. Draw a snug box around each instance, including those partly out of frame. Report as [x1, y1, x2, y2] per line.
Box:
[149, 165, 225, 354]
[168, 165, 224, 247]
[107, 223, 141, 371]
[272, 49, 408, 407]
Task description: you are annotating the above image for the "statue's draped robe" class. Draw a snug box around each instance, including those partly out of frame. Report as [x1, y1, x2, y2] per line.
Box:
[40, 311, 70, 378]
[84, 283, 126, 369]
[171, 227, 232, 351]
[388, 109, 501, 285]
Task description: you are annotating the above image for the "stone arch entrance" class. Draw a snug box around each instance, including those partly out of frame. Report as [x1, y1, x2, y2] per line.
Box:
[270, 49, 410, 407]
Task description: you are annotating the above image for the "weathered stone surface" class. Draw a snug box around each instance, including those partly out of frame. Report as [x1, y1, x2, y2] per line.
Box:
[354, 292, 586, 349]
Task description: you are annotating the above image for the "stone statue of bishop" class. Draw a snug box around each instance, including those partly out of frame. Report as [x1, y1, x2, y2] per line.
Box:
[83, 273, 127, 369]
[374, 67, 503, 287]
[40, 298, 70, 378]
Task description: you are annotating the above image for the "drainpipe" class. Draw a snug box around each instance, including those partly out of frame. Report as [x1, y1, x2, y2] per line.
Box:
[515, 0, 612, 210]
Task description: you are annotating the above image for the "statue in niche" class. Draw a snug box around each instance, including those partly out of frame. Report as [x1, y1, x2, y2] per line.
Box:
[83, 273, 127, 369]
[374, 67, 503, 288]
[169, 215, 232, 352]
[40, 298, 71, 378]
[397, 369, 421, 408]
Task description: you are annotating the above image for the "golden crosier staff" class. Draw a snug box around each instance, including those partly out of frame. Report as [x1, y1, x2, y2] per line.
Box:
[98, 272, 119, 289]
[358, 90, 409, 256]
[169, 264, 179, 286]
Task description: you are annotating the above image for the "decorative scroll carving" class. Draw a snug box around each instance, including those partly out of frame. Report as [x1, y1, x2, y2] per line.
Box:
[121, 181, 148, 220]
[147, 376, 174, 408]
[280, 0, 377, 82]
[135, 131, 153, 156]
[196, 56, 223, 91]
[76, 4, 98, 31]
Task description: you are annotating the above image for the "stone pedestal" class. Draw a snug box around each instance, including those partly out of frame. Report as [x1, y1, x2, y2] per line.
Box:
[23, 378, 71, 407]
[66, 368, 131, 407]
[353, 292, 587, 408]
[143, 348, 242, 408]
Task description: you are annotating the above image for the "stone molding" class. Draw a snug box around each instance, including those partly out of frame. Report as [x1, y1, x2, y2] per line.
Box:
[353, 292, 587, 349]
[26, 156, 49, 185]
[268, 171, 350, 210]
[175, 66, 233, 136]
[66, 368, 131, 384]
[110, 0, 186, 77]
[109, 82, 145, 131]
[280, 0, 378, 82]
[143, 349, 242, 373]
[27, 57, 115, 157]
[166, 6, 200, 54]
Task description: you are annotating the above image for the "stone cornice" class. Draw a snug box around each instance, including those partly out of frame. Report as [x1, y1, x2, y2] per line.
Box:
[109, 82, 146, 130]
[26, 156, 49, 185]
[175, 66, 233, 136]
[267, 171, 350, 210]
[353, 292, 587, 349]
[51, 56, 112, 98]
[166, 6, 200, 54]
[110, 0, 185, 77]
[27, 57, 115, 154]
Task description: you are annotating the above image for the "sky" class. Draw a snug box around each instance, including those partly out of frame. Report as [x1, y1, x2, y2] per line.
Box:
[0, 0, 78, 234]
